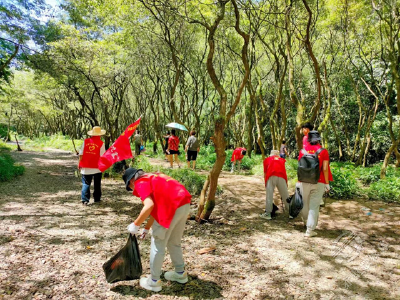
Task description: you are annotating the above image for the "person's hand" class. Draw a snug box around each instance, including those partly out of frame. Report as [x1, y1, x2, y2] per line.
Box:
[140, 228, 149, 239]
[127, 223, 140, 235]
[324, 184, 330, 192]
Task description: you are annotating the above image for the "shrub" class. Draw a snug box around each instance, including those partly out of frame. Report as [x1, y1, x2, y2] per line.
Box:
[129, 156, 206, 195]
[0, 150, 25, 182]
[329, 166, 359, 199]
[23, 134, 83, 152]
[367, 178, 400, 203]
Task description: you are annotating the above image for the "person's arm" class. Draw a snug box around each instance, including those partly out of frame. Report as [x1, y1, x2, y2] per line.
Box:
[323, 160, 329, 183]
[133, 197, 154, 226]
[144, 216, 155, 230]
[285, 147, 288, 156]
[78, 155, 82, 169]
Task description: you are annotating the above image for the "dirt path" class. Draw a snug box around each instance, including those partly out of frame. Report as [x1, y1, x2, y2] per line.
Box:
[0, 151, 399, 299]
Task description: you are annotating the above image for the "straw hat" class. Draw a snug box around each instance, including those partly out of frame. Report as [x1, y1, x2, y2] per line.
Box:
[270, 149, 280, 156]
[87, 126, 106, 136]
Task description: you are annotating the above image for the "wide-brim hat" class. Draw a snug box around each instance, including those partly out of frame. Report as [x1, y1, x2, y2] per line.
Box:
[308, 130, 322, 143]
[122, 168, 143, 191]
[270, 150, 280, 156]
[87, 126, 106, 136]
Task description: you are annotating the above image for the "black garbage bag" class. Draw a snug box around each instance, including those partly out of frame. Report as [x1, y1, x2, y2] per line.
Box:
[103, 234, 142, 283]
[286, 184, 303, 218]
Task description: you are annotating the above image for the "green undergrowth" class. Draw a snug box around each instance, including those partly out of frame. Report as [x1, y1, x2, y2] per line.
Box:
[108, 156, 211, 196]
[0, 141, 25, 182]
[22, 134, 83, 152]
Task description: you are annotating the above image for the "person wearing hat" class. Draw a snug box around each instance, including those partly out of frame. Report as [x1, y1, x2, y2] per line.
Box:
[122, 168, 191, 292]
[230, 147, 247, 173]
[78, 126, 106, 205]
[260, 149, 289, 220]
[298, 130, 333, 237]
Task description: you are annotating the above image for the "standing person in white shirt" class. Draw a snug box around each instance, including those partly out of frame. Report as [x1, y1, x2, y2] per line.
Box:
[78, 126, 106, 205]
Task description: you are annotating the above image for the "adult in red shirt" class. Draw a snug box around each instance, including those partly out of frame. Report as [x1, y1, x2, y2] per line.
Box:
[167, 129, 181, 168]
[78, 126, 106, 205]
[122, 168, 191, 292]
[301, 122, 313, 149]
[298, 131, 333, 237]
[260, 150, 289, 220]
[230, 147, 247, 173]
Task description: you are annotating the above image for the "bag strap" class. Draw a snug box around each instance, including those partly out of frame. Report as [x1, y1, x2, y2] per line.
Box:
[315, 148, 324, 156]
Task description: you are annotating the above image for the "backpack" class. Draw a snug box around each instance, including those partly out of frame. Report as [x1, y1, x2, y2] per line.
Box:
[297, 148, 324, 184]
[286, 185, 303, 218]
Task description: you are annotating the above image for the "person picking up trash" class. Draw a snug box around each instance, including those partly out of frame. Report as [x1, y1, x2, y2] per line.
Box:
[230, 147, 247, 173]
[260, 150, 289, 220]
[122, 168, 191, 292]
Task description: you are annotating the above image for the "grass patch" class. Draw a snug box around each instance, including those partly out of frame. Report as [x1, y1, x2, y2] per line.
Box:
[22, 133, 83, 152]
[0, 140, 25, 182]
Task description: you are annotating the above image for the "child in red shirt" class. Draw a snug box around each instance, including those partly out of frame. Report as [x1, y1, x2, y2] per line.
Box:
[122, 168, 191, 292]
[230, 147, 247, 173]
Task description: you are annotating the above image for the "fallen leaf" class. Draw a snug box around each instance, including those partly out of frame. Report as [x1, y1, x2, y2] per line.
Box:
[198, 247, 216, 255]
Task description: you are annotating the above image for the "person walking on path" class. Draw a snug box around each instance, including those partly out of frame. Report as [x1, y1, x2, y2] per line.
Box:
[260, 150, 289, 220]
[133, 130, 143, 156]
[78, 126, 106, 205]
[279, 140, 289, 159]
[123, 168, 191, 292]
[163, 131, 171, 161]
[230, 147, 246, 173]
[167, 129, 181, 168]
[298, 131, 333, 237]
[301, 122, 313, 149]
[185, 130, 200, 170]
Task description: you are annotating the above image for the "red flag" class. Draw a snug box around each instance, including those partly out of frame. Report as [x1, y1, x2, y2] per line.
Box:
[98, 118, 141, 172]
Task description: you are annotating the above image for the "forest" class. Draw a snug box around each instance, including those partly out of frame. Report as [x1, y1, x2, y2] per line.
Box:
[0, 1, 400, 299]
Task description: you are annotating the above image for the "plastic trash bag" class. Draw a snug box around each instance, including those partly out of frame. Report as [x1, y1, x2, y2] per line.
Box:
[103, 234, 142, 283]
[286, 183, 303, 218]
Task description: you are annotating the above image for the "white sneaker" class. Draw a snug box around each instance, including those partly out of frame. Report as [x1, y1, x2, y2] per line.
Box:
[260, 212, 272, 220]
[139, 276, 162, 292]
[289, 215, 294, 219]
[164, 271, 188, 284]
[305, 230, 317, 237]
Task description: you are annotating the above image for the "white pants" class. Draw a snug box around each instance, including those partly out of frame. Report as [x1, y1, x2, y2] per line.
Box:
[300, 182, 325, 231]
[150, 203, 190, 280]
[265, 176, 289, 214]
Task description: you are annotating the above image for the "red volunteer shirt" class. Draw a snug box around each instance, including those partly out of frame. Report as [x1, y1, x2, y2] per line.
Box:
[133, 173, 191, 228]
[79, 136, 104, 169]
[302, 135, 310, 149]
[231, 147, 246, 162]
[168, 136, 180, 151]
[298, 144, 333, 184]
[263, 156, 288, 186]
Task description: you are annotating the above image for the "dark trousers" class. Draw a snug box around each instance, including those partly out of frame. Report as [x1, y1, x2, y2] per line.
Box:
[135, 143, 141, 156]
[81, 173, 102, 203]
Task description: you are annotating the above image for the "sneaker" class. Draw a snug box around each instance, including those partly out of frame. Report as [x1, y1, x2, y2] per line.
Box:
[305, 230, 317, 237]
[260, 212, 272, 220]
[164, 271, 188, 284]
[82, 201, 88, 206]
[289, 215, 294, 219]
[139, 276, 162, 292]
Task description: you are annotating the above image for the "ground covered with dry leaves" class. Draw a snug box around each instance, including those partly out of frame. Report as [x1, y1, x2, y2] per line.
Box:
[0, 150, 399, 300]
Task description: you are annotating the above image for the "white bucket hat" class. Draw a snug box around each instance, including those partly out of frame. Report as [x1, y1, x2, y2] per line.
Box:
[270, 149, 280, 156]
[87, 126, 106, 136]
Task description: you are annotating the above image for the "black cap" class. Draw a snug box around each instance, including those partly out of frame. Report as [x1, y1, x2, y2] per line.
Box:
[307, 130, 322, 143]
[122, 168, 142, 191]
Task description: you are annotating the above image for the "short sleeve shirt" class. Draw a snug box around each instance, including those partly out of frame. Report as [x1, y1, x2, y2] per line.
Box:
[231, 148, 246, 162]
[133, 173, 191, 228]
[298, 144, 333, 184]
[168, 136, 180, 151]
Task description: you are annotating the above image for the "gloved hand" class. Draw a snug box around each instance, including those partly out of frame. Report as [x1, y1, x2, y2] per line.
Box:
[127, 223, 140, 235]
[324, 184, 330, 192]
[140, 228, 149, 239]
